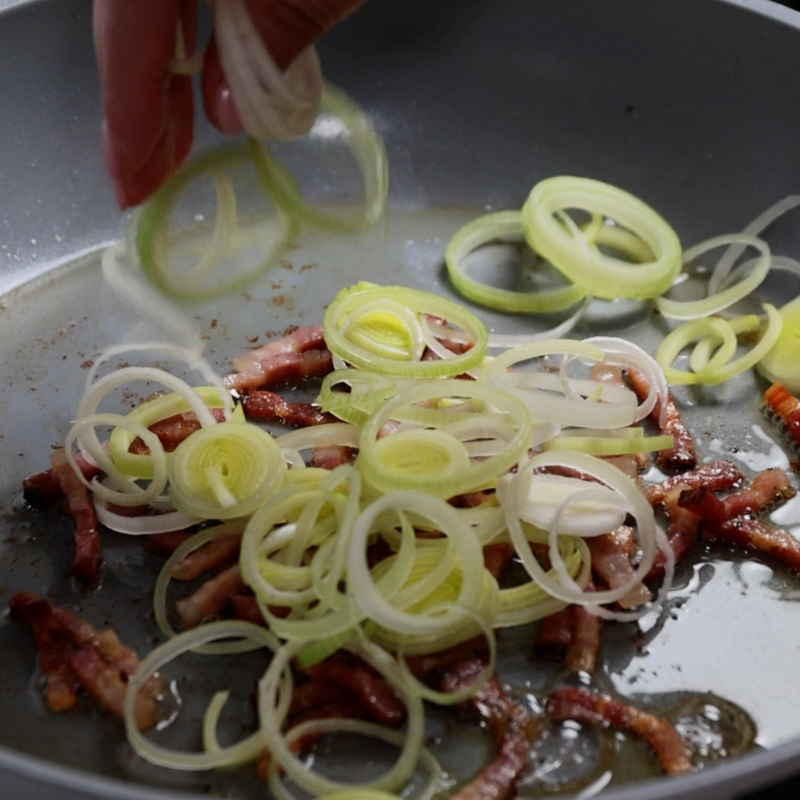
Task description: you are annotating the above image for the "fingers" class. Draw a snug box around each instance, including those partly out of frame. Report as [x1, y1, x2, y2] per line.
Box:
[202, 0, 367, 135]
[94, 0, 198, 208]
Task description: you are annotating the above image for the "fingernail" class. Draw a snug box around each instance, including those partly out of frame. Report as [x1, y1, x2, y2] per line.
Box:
[212, 87, 243, 136]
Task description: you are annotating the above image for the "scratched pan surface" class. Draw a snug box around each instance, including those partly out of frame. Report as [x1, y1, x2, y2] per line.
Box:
[2, 1, 800, 799]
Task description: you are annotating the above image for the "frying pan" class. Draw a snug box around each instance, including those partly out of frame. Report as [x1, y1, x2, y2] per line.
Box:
[1, 0, 800, 798]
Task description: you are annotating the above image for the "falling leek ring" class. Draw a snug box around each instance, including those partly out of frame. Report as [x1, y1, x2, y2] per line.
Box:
[135, 143, 297, 303]
[521, 176, 682, 299]
[656, 304, 783, 386]
[250, 82, 389, 234]
[168, 421, 286, 519]
[444, 210, 587, 313]
[655, 234, 771, 320]
[323, 284, 488, 378]
[357, 379, 532, 499]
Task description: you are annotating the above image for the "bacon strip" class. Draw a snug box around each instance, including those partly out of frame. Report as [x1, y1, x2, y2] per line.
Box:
[645, 460, 743, 506]
[535, 590, 602, 674]
[678, 467, 795, 521]
[9, 592, 162, 729]
[225, 346, 333, 392]
[232, 325, 326, 374]
[167, 533, 243, 581]
[23, 451, 102, 509]
[763, 382, 800, 452]
[628, 368, 697, 472]
[176, 563, 246, 629]
[647, 487, 701, 582]
[49, 447, 102, 585]
[443, 658, 536, 800]
[587, 526, 651, 608]
[701, 516, 800, 572]
[546, 686, 692, 776]
[241, 390, 336, 427]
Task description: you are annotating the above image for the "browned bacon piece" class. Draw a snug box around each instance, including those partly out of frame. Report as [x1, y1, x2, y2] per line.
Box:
[241, 390, 336, 427]
[23, 450, 103, 510]
[587, 526, 651, 609]
[678, 467, 795, 522]
[701, 516, 800, 572]
[167, 533, 243, 581]
[304, 658, 406, 728]
[628, 368, 696, 472]
[763, 381, 800, 452]
[229, 593, 267, 625]
[142, 530, 193, 557]
[443, 658, 537, 800]
[49, 447, 102, 585]
[534, 590, 602, 675]
[311, 444, 354, 470]
[176, 563, 246, 629]
[232, 324, 326, 373]
[647, 487, 701, 582]
[645, 460, 743, 506]
[546, 686, 692, 776]
[225, 328, 332, 392]
[9, 592, 162, 729]
[483, 542, 514, 582]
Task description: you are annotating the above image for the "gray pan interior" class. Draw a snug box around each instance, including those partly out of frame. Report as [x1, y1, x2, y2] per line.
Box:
[1, 0, 800, 799]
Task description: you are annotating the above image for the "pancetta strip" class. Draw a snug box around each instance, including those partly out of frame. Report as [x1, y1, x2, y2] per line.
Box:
[241, 390, 336, 427]
[546, 686, 692, 776]
[232, 324, 326, 374]
[225, 348, 333, 392]
[175, 563, 246, 629]
[763, 382, 800, 452]
[701, 516, 800, 572]
[443, 658, 536, 800]
[647, 487, 701, 582]
[9, 592, 162, 730]
[645, 460, 743, 506]
[587, 526, 651, 608]
[678, 467, 795, 521]
[628, 368, 697, 472]
[167, 533, 243, 581]
[49, 447, 102, 585]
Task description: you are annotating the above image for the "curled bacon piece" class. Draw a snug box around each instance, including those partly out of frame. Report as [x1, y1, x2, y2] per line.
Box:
[647, 487, 701, 582]
[9, 592, 162, 729]
[241, 390, 335, 427]
[49, 447, 102, 586]
[701, 516, 800, 572]
[678, 467, 795, 522]
[546, 686, 692, 776]
[763, 381, 800, 452]
[443, 658, 537, 800]
[628, 368, 696, 472]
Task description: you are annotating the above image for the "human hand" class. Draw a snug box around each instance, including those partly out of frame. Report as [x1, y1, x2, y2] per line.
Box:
[94, 0, 367, 210]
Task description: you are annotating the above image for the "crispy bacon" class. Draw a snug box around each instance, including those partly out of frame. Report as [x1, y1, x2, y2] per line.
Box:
[678, 467, 795, 522]
[628, 368, 697, 472]
[304, 658, 406, 728]
[587, 526, 651, 608]
[49, 447, 102, 585]
[647, 487, 701, 582]
[167, 533, 243, 581]
[225, 347, 333, 392]
[176, 563, 246, 629]
[311, 444, 354, 470]
[23, 450, 102, 509]
[9, 592, 162, 729]
[483, 542, 514, 582]
[535, 587, 602, 675]
[763, 381, 800, 452]
[645, 460, 743, 506]
[546, 686, 692, 776]
[701, 516, 800, 572]
[443, 658, 536, 800]
[143, 530, 193, 557]
[241, 390, 336, 427]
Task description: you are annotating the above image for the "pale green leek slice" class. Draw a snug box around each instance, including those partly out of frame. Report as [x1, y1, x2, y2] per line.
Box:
[757, 295, 800, 392]
[522, 176, 682, 299]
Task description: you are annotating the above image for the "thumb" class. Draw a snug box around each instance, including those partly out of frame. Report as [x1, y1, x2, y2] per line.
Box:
[202, 0, 367, 136]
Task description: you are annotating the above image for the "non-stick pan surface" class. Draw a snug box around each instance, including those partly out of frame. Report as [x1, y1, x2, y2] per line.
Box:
[1, 1, 800, 799]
